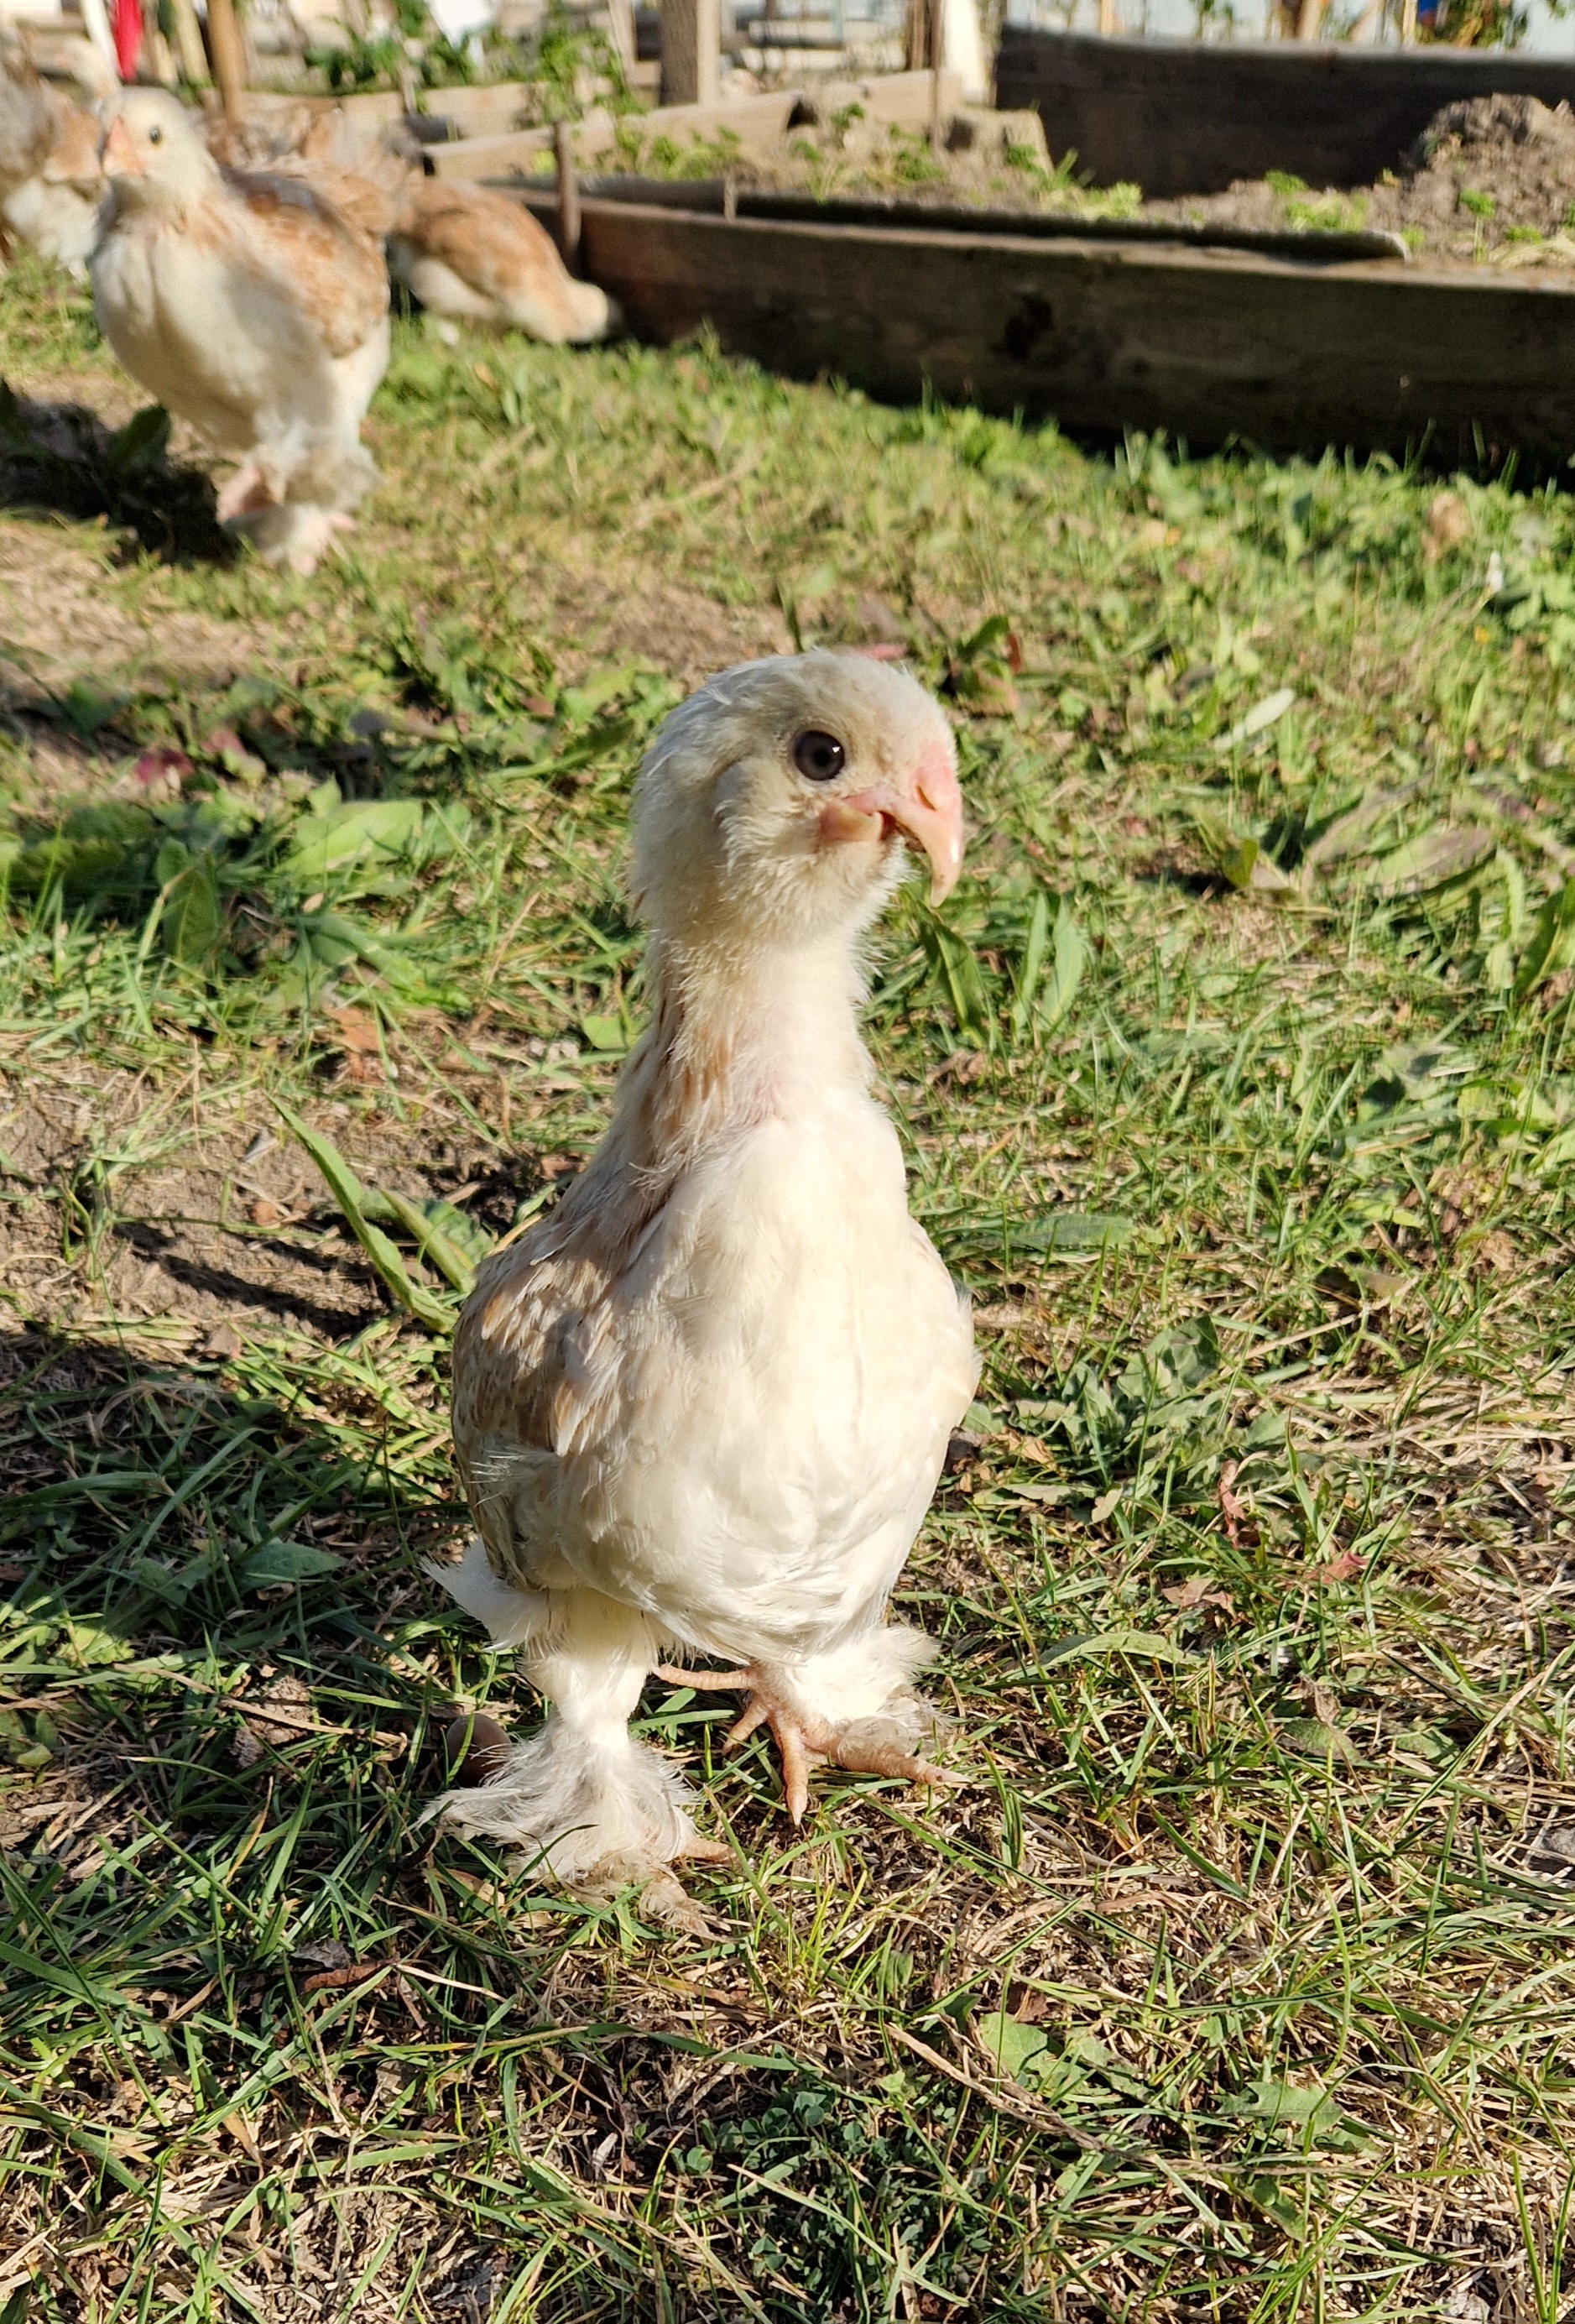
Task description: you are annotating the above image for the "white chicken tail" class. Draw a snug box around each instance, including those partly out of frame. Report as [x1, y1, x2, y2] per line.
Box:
[425, 1535, 550, 1647]
[429, 1585, 711, 1888]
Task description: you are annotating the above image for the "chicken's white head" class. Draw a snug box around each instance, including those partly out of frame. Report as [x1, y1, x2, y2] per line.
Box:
[632, 651, 963, 949]
[102, 90, 215, 206]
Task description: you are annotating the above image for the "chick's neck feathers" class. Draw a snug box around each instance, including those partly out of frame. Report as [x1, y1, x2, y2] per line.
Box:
[559, 918, 873, 1259]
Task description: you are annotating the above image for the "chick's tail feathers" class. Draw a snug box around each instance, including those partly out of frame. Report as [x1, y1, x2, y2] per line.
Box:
[425, 1533, 550, 1648]
[427, 1582, 722, 1888]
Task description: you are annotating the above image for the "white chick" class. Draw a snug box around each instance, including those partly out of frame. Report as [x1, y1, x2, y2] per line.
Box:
[91, 90, 390, 577]
[0, 40, 103, 275]
[433, 651, 978, 1889]
[389, 178, 613, 345]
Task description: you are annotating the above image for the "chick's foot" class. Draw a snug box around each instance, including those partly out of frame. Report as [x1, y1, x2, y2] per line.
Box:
[655, 1662, 960, 1825]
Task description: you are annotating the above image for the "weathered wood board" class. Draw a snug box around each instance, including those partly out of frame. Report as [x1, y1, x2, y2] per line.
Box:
[994, 25, 1575, 197]
[509, 190, 1575, 462]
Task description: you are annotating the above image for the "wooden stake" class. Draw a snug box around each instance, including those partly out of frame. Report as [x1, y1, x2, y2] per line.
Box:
[554, 120, 581, 271]
[168, 0, 210, 84]
[928, 0, 941, 149]
[659, 0, 719, 108]
[605, 0, 637, 78]
[1098, 0, 1116, 31]
[1399, 0, 1416, 37]
[204, 0, 246, 119]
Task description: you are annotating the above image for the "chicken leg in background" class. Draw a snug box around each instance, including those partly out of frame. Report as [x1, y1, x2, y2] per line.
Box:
[432, 651, 978, 1889]
[90, 91, 391, 577]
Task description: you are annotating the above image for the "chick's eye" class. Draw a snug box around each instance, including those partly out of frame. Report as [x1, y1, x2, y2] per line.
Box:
[793, 729, 845, 782]
[149, 125, 162, 142]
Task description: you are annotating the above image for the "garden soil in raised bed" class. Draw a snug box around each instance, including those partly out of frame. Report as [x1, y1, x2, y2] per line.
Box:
[711, 86, 1575, 274]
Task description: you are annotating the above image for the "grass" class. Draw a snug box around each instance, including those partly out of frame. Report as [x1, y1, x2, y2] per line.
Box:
[0, 247, 1573, 2321]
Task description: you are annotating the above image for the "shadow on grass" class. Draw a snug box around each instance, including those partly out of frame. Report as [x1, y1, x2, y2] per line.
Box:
[0, 382, 235, 566]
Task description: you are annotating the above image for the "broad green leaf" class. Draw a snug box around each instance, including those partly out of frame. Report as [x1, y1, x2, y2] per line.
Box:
[1279, 1716, 1360, 1763]
[1009, 890, 1050, 1039]
[281, 799, 426, 887]
[241, 1539, 344, 1588]
[162, 854, 222, 966]
[375, 1188, 478, 1295]
[1037, 901, 1087, 1029]
[977, 2012, 1054, 2086]
[1221, 2076, 1375, 2153]
[105, 403, 171, 476]
[1214, 685, 1296, 753]
[580, 1013, 627, 1052]
[7, 838, 127, 896]
[1040, 1628, 1194, 1668]
[1512, 879, 1575, 1004]
[1301, 785, 1414, 876]
[274, 1101, 454, 1332]
[1372, 826, 1494, 896]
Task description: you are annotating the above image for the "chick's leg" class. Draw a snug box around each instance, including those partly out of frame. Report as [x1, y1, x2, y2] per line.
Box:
[435, 1585, 725, 1884]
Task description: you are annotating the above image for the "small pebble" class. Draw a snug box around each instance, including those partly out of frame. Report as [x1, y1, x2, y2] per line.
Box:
[443, 1711, 511, 1785]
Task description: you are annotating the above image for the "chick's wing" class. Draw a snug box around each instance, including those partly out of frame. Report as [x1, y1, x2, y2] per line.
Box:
[221, 168, 389, 356]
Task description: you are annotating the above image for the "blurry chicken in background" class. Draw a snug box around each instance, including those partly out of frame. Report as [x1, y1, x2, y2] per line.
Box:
[203, 102, 420, 242]
[389, 177, 614, 345]
[91, 90, 391, 575]
[433, 652, 978, 1894]
[0, 34, 105, 276]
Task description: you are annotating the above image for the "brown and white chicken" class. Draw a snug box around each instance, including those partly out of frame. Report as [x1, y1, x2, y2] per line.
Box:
[0, 37, 103, 275]
[389, 177, 613, 345]
[432, 652, 978, 1888]
[91, 90, 390, 576]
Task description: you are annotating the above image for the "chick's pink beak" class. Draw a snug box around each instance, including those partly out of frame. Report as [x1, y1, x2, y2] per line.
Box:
[828, 743, 964, 904]
[102, 116, 141, 175]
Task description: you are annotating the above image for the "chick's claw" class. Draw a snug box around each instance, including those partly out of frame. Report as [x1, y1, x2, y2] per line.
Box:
[655, 1663, 959, 1825]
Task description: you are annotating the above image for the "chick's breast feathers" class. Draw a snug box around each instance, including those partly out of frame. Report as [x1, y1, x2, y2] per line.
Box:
[454, 1070, 976, 1669]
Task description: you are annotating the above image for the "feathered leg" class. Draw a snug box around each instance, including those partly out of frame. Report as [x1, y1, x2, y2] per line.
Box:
[428, 1560, 725, 1886]
[658, 1626, 964, 1824]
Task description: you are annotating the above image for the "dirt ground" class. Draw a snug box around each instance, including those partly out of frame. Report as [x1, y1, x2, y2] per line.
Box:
[1150, 91, 1575, 270]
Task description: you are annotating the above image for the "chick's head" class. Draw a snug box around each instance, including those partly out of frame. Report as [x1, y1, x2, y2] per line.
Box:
[632, 650, 963, 948]
[102, 90, 214, 205]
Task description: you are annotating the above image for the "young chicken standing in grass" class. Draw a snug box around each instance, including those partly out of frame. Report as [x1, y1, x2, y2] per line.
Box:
[433, 652, 978, 1888]
[90, 91, 389, 576]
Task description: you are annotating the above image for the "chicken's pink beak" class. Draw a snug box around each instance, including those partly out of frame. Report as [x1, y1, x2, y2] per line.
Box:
[818, 741, 965, 904]
[102, 117, 142, 177]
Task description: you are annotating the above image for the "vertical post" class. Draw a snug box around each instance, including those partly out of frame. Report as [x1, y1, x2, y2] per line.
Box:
[78, 0, 120, 80]
[168, 0, 210, 83]
[554, 120, 581, 270]
[659, 0, 719, 107]
[605, 0, 637, 77]
[205, 0, 246, 118]
[1399, 0, 1416, 36]
[1098, 0, 1115, 30]
[928, 0, 941, 149]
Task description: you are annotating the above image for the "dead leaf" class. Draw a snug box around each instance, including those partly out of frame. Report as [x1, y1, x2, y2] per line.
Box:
[326, 1005, 382, 1056]
[1161, 1574, 1235, 1613]
[1217, 1460, 1251, 1550]
[202, 1322, 242, 1360]
[245, 1674, 313, 1745]
[1311, 1550, 1365, 1586]
[248, 1197, 284, 1229]
[1424, 491, 1471, 562]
